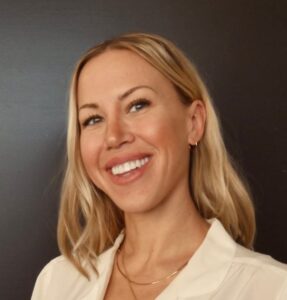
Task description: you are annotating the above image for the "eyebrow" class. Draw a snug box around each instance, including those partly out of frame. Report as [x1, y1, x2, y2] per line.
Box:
[78, 85, 156, 111]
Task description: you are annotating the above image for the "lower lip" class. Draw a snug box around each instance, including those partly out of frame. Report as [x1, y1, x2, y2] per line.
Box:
[108, 158, 151, 185]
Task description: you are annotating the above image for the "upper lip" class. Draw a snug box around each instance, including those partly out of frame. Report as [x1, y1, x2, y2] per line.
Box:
[105, 153, 152, 170]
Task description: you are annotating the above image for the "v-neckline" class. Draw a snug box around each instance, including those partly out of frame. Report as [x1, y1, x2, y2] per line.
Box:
[82, 218, 235, 300]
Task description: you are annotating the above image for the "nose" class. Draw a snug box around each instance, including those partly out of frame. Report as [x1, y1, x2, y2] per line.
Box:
[105, 118, 134, 150]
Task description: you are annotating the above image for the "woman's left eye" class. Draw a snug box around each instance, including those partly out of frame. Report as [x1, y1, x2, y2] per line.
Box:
[129, 99, 150, 113]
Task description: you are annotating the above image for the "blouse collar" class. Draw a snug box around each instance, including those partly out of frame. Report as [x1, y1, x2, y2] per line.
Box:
[89, 218, 236, 299]
[157, 218, 236, 299]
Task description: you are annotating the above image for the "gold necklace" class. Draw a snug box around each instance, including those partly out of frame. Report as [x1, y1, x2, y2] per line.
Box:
[116, 248, 189, 286]
[120, 251, 138, 300]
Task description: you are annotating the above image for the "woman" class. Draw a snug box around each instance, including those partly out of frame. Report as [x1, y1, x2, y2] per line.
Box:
[32, 33, 287, 300]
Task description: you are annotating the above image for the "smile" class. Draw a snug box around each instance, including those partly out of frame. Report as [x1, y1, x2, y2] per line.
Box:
[111, 157, 150, 175]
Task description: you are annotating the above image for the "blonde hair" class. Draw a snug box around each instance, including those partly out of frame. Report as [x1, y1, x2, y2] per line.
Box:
[57, 32, 256, 278]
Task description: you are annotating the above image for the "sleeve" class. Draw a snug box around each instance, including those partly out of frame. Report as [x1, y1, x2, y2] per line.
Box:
[31, 264, 51, 300]
[30, 256, 95, 300]
[278, 277, 287, 300]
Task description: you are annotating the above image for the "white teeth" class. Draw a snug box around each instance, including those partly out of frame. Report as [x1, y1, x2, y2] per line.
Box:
[119, 165, 124, 174]
[111, 157, 150, 175]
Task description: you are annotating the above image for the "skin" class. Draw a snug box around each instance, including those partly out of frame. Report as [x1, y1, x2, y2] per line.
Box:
[78, 49, 210, 300]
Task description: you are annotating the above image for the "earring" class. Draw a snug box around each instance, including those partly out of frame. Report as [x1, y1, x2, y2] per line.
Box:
[189, 141, 198, 149]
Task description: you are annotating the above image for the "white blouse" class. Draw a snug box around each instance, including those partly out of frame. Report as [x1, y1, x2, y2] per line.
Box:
[31, 219, 287, 299]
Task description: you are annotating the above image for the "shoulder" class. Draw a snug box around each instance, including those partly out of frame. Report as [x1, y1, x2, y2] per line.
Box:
[31, 253, 112, 300]
[210, 218, 287, 278]
[234, 243, 287, 274]
[207, 219, 287, 299]
[226, 243, 287, 298]
[31, 234, 123, 300]
[37, 255, 79, 278]
[36, 255, 86, 284]
[31, 256, 88, 300]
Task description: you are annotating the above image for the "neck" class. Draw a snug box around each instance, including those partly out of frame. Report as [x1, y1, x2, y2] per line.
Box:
[122, 194, 209, 264]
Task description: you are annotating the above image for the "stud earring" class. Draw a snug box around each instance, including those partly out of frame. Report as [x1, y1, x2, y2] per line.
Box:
[189, 141, 198, 149]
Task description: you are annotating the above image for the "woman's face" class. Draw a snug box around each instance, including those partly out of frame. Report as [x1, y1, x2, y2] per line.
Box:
[77, 49, 198, 213]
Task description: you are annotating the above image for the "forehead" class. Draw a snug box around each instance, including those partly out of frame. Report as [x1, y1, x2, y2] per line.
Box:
[79, 49, 159, 83]
[77, 49, 175, 105]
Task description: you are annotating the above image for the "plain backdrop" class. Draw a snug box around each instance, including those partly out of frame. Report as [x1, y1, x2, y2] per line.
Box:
[0, 1, 286, 299]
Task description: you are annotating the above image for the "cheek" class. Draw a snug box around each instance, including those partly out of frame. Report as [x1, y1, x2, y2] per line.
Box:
[142, 121, 167, 142]
[80, 133, 101, 174]
[141, 113, 188, 148]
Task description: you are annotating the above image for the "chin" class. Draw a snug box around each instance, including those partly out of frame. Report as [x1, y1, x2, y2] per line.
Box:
[111, 195, 163, 216]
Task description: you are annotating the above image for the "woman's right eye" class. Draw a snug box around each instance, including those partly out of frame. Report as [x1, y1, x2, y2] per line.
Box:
[82, 115, 103, 127]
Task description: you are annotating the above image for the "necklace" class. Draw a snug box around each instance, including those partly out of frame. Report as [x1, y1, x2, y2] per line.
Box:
[116, 248, 189, 286]
[120, 251, 138, 300]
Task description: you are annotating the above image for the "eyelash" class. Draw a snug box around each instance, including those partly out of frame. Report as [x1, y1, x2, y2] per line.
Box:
[82, 114, 103, 128]
[128, 98, 151, 113]
[81, 98, 151, 128]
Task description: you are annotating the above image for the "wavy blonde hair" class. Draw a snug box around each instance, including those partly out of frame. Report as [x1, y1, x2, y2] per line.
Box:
[58, 32, 256, 278]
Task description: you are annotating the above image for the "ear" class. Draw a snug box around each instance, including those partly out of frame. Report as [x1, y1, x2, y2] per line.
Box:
[186, 100, 206, 146]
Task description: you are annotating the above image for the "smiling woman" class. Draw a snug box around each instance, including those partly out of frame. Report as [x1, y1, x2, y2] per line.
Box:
[31, 33, 287, 300]
[77, 49, 202, 213]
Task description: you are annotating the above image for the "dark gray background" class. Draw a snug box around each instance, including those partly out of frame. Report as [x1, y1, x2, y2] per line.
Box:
[0, 1, 286, 299]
